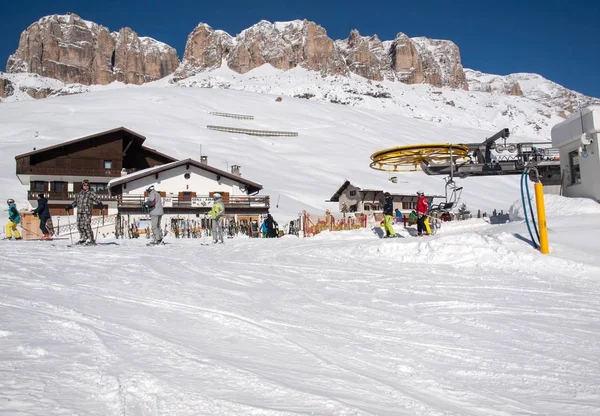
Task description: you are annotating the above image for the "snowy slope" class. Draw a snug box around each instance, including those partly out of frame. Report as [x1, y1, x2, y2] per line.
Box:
[1, 71, 600, 415]
[0, 196, 599, 415]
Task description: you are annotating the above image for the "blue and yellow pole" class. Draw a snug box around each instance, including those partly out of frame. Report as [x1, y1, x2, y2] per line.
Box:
[534, 183, 549, 254]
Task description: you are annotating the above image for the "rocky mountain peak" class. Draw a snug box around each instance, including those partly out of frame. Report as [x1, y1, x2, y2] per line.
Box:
[6, 13, 179, 85]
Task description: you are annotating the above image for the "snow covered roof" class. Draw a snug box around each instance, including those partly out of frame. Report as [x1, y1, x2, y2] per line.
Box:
[108, 158, 263, 193]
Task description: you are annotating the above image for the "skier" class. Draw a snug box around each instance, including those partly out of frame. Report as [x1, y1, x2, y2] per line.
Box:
[65, 179, 104, 245]
[382, 192, 396, 237]
[264, 213, 277, 238]
[260, 219, 268, 238]
[416, 190, 429, 236]
[31, 193, 52, 239]
[208, 193, 225, 243]
[5, 199, 22, 240]
[143, 185, 164, 245]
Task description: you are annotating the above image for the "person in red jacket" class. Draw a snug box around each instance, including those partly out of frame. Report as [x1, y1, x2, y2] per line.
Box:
[416, 190, 429, 236]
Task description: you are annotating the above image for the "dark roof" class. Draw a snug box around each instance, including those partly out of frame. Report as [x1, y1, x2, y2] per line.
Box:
[15, 127, 146, 159]
[139, 145, 177, 163]
[108, 158, 263, 193]
[328, 180, 351, 202]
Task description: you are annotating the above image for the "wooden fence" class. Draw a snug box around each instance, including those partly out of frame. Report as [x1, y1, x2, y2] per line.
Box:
[209, 111, 254, 120]
[302, 210, 368, 237]
[207, 125, 298, 137]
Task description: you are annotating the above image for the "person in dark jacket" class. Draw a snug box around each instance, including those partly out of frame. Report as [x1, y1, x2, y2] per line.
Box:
[264, 213, 278, 238]
[66, 179, 104, 245]
[31, 193, 52, 239]
[382, 192, 396, 237]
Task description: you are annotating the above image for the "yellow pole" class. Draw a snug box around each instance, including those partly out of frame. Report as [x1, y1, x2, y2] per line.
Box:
[534, 183, 549, 254]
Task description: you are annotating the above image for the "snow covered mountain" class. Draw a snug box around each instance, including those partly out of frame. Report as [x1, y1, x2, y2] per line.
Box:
[2, 63, 597, 139]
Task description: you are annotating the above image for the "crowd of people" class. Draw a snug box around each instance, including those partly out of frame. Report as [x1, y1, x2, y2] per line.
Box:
[5, 181, 436, 243]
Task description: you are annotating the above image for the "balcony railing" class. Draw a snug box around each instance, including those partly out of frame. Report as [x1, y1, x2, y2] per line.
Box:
[17, 166, 125, 177]
[28, 191, 118, 201]
[118, 194, 270, 209]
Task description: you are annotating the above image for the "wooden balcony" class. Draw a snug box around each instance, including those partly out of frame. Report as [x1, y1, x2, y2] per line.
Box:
[18, 166, 126, 177]
[118, 194, 270, 213]
[28, 190, 119, 201]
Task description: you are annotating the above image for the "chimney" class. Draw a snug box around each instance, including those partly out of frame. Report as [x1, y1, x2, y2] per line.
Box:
[231, 165, 241, 176]
[200, 156, 208, 165]
[121, 168, 127, 177]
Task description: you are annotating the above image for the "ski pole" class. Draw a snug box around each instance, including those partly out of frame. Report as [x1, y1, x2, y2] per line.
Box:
[19, 223, 35, 235]
[95, 212, 102, 242]
[66, 211, 74, 245]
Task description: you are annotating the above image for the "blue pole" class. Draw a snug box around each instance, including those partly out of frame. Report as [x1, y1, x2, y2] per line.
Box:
[521, 171, 538, 249]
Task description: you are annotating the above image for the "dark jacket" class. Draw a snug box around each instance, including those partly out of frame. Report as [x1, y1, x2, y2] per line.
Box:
[383, 196, 394, 216]
[264, 214, 275, 231]
[33, 197, 50, 219]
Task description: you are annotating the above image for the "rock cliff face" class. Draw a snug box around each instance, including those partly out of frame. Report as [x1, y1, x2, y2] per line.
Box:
[174, 20, 348, 80]
[175, 20, 468, 90]
[0, 77, 14, 98]
[6, 13, 179, 85]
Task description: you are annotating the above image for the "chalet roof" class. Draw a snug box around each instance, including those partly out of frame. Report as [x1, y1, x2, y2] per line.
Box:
[328, 180, 351, 202]
[108, 158, 263, 194]
[15, 127, 147, 160]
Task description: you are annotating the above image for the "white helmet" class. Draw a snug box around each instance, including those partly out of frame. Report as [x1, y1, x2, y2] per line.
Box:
[213, 193, 222, 199]
[416, 190, 424, 195]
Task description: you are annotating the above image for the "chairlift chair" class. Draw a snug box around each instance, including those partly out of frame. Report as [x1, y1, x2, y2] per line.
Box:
[429, 176, 463, 219]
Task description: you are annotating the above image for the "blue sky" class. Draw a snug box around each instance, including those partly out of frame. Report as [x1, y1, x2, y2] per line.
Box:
[2, 0, 599, 98]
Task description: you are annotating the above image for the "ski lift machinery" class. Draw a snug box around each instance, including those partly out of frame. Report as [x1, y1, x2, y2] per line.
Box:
[369, 127, 561, 217]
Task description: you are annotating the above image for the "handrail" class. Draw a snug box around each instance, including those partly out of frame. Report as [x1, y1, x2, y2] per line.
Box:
[28, 191, 117, 201]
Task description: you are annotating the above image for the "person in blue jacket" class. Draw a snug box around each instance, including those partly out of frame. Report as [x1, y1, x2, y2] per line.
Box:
[6, 199, 22, 240]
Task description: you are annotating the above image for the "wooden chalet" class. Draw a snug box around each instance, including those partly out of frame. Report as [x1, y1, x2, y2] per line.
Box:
[15, 127, 176, 216]
[328, 180, 441, 213]
[107, 158, 269, 216]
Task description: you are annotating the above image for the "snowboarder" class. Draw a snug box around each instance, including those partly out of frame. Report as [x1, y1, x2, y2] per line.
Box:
[208, 193, 225, 243]
[31, 193, 52, 239]
[143, 185, 164, 245]
[382, 192, 396, 238]
[65, 179, 104, 245]
[5, 199, 22, 240]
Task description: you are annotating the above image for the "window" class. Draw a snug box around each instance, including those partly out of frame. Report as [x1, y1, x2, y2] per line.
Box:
[569, 150, 581, 185]
[33, 182, 45, 192]
[54, 182, 66, 192]
[349, 190, 357, 197]
[89, 183, 108, 193]
[104, 160, 112, 169]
